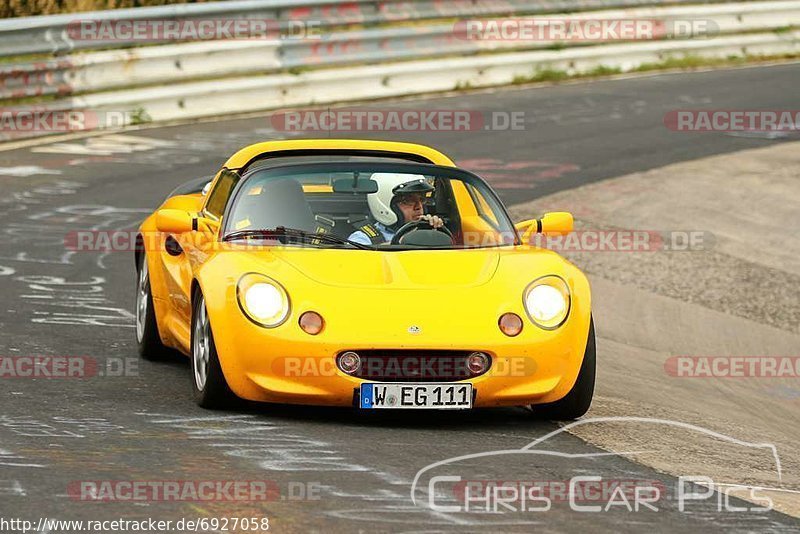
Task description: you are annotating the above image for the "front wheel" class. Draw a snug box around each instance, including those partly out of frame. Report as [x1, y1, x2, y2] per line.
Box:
[191, 291, 238, 409]
[530, 317, 596, 420]
[136, 253, 170, 360]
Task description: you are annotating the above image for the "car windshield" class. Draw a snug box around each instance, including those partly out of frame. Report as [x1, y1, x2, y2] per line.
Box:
[222, 162, 518, 250]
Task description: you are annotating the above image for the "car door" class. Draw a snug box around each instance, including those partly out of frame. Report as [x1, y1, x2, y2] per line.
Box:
[158, 169, 238, 348]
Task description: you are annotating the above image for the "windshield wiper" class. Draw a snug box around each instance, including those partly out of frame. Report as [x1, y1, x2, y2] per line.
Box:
[223, 227, 373, 250]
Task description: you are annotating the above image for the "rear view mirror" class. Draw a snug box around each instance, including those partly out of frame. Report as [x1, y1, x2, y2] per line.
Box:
[156, 209, 194, 234]
[332, 177, 378, 194]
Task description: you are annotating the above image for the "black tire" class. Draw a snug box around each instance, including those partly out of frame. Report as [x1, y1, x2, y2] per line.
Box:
[135, 252, 171, 361]
[190, 290, 238, 409]
[531, 317, 596, 420]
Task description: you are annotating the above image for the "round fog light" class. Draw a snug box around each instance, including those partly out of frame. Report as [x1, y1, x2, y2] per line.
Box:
[467, 352, 490, 374]
[337, 351, 361, 374]
[499, 313, 523, 337]
[299, 311, 324, 335]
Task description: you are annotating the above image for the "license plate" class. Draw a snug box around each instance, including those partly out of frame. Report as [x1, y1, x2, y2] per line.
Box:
[360, 383, 473, 409]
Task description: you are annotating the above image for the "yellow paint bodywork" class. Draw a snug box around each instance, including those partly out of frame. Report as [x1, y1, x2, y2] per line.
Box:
[139, 139, 592, 408]
[222, 139, 456, 170]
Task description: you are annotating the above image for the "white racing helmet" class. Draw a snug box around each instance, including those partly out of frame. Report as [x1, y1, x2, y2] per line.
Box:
[367, 173, 433, 228]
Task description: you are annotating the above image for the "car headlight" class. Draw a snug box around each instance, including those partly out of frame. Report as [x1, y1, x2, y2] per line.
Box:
[523, 275, 570, 329]
[237, 273, 290, 328]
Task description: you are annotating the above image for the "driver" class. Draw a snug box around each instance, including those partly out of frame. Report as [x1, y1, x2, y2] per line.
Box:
[348, 174, 444, 245]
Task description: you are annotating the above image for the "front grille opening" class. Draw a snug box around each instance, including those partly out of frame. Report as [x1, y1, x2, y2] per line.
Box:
[341, 350, 491, 382]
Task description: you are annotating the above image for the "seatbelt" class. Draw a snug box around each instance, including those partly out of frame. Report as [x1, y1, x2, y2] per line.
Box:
[356, 222, 386, 245]
[312, 215, 335, 245]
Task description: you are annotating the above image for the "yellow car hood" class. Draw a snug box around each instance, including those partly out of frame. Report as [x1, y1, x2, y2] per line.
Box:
[264, 248, 501, 289]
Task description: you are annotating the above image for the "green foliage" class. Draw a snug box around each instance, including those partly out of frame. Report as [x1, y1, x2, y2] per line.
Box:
[513, 68, 569, 84]
[129, 106, 151, 125]
[585, 64, 622, 76]
[1, 0, 217, 18]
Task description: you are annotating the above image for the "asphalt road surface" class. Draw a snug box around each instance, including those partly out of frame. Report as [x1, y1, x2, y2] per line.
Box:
[1, 63, 799, 533]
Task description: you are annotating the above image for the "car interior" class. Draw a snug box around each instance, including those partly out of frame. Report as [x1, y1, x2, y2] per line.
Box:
[230, 175, 460, 246]
[197, 154, 514, 248]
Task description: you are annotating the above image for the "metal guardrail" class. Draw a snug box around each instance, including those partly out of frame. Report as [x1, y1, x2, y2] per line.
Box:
[0, 0, 743, 58]
[2, 0, 797, 100]
[27, 27, 790, 138]
[0, 0, 797, 142]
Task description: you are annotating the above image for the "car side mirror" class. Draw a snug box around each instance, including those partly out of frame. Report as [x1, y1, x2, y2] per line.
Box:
[156, 209, 194, 234]
[540, 212, 573, 236]
[515, 212, 573, 242]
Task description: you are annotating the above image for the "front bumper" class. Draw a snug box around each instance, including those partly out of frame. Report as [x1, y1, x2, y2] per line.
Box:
[206, 288, 591, 408]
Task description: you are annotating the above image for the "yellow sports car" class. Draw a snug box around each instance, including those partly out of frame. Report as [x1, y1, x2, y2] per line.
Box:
[135, 139, 594, 419]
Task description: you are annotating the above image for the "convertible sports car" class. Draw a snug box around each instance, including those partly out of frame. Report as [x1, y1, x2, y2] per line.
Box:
[135, 139, 595, 419]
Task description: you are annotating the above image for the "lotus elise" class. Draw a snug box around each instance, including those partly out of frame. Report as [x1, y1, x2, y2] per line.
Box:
[135, 139, 594, 419]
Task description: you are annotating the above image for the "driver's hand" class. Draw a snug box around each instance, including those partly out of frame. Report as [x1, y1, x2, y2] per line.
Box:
[418, 214, 444, 228]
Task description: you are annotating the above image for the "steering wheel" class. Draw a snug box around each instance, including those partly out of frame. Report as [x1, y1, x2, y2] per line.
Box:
[390, 219, 454, 245]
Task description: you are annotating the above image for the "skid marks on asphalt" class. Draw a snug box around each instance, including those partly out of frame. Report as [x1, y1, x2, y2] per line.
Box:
[30, 134, 178, 157]
[144, 413, 369, 472]
[0, 415, 153, 508]
[0, 446, 46, 503]
[17, 274, 135, 328]
[457, 158, 581, 190]
[24, 130, 281, 169]
[0, 183, 149, 328]
[136, 412, 536, 528]
[0, 416, 139, 439]
[23, 203, 150, 269]
[0, 180, 84, 217]
[0, 447, 46, 469]
[0, 166, 62, 177]
[0, 479, 27, 496]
